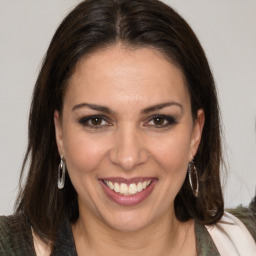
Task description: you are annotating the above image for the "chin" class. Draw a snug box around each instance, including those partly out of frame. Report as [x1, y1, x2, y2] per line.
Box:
[102, 210, 154, 233]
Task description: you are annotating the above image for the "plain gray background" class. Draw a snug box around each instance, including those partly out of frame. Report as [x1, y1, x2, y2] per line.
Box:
[0, 0, 255, 215]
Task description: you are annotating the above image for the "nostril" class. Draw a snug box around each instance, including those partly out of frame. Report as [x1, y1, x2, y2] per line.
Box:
[108, 131, 150, 170]
[108, 147, 150, 171]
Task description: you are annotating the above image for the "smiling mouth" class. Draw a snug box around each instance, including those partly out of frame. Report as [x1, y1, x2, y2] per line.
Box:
[103, 180, 152, 196]
[99, 177, 158, 206]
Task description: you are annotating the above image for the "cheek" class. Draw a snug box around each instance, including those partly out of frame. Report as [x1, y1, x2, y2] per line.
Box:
[153, 136, 191, 201]
[62, 129, 109, 176]
[149, 130, 191, 178]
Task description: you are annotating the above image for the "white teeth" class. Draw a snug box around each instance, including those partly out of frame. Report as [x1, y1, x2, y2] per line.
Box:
[106, 181, 114, 190]
[104, 180, 152, 196]
[137, 182, 143, 192]
[114, 183, 120, 193]
[128, 184, 137, 195]
[108, 181, 114, 190]
[120, 183, 128, 194]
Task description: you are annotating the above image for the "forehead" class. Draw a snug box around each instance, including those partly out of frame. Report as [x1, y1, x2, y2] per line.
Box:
[65, 44, 190, 109]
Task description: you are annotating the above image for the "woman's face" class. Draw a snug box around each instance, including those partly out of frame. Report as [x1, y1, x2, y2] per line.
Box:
[54, 44, 204, 232]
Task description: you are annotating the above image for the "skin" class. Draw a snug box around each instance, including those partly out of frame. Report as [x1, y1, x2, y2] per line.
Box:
[54, 43, 204, 255]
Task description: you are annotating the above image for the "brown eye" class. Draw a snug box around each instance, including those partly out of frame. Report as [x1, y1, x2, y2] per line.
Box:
[152, 116, 165, 126]
[78, 115, 110, 128]
[90, 117, 103, 126]
[146, 115, 177, 128]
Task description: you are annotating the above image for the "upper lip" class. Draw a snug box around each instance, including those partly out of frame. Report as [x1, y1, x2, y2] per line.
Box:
[99, 177, 157, 184]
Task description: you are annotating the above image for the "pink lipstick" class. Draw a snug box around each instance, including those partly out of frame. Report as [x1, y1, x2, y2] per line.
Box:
[99, 177, 158, 206]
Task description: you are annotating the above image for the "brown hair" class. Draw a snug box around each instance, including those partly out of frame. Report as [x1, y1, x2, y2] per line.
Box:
[15, 0, 224, 242]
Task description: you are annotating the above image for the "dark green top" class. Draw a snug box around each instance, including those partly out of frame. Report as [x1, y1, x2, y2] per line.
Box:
[0, 203, 255, 255]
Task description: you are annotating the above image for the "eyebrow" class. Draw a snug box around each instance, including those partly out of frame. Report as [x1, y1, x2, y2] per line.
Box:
[72, 103, 115, 114]
[72, 101, 183, 114]
[142, 102, 183, 114]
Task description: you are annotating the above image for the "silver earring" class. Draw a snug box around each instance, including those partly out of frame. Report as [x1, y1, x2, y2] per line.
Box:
[188, 160, 199, 197]
[58, 155, 66, 189]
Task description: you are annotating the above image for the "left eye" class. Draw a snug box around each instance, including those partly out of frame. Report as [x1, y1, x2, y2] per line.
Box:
[149, 116, 167, 126]
[146, 115, 176, 128]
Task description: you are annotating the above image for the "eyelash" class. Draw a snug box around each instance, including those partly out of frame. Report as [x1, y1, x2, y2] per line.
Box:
[78, 115, 111, 128]
[145, 114, 177, 128]
[78, 114, 177, 129]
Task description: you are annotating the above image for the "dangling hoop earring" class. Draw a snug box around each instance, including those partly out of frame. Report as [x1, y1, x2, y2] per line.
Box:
[188, 160, 199, 197]
[58, 155, 66, 189]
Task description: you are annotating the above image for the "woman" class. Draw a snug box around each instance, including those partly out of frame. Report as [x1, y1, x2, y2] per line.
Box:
[0, 0, 255, 255]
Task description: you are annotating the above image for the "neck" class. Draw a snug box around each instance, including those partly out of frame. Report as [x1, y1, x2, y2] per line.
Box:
[72, 207, 192, 256]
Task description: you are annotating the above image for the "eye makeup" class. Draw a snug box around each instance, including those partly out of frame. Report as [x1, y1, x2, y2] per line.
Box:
[77, 113, 178, 131]
[145, 114, 177, 128]
[78, 115, 112, 129]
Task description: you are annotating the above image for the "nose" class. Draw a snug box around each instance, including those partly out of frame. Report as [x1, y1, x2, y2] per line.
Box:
[109, 125, 149, 171]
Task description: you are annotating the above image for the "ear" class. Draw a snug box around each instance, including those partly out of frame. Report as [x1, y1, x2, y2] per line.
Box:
[54, 110, 64, 156]
[190, 109, 205, 160]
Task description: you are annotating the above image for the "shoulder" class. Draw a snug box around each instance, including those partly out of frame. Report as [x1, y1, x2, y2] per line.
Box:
[205, 200, 256, 256]
[227, 203, 256, 241]
[0, 214, 35, 255]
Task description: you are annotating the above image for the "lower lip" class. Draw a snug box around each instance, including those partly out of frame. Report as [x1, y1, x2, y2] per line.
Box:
[99, 179, 158, 206]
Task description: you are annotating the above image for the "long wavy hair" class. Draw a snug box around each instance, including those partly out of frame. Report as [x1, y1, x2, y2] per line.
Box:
[15, 0, 224, 242]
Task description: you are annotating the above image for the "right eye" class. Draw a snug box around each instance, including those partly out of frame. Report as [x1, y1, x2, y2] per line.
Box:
[78, 115, 110, 128]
